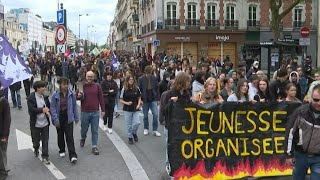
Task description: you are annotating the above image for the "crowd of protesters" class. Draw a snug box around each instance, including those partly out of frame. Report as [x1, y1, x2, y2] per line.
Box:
[1, 48, 320, 179]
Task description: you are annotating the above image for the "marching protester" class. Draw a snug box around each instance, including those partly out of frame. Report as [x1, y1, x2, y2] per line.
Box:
[269, 68, 288, 101]
[0, 81, 11, 179]
[120, 75, 142, 144]
[253, 78, 272, 102]
[23, 61, 33, 98]
[9, 81, 22, 109]
[192, 70, 205, 97]
[285, 84, 320, 179]
[77, 71, 105, 155]
[159, 72, 192, 174]
[50, 78, 78, 163]
[101, 71, 118, 133]
[27, 81, 51, 165]
[227, 79, 250, 102]
[219, 77, 234, 101]
[113, 70, 121, 118]
[192, 77, 223, 104]
[284, 83, 301, 103]
[68, 60, 78, 91]
[138, 65, 161, 136]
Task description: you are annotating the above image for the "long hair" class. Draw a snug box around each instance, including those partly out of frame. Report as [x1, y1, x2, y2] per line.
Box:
[257, 77, 271, 98]
[171, 72, 191, 91]
[123, 74, 137, 91]
[202, 77, 219, 100]
[236, 79, 249, 101]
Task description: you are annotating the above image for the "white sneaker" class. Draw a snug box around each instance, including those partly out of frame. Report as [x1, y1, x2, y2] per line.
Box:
[103, 125, 108, 132]
[59, 152, 66, 157]
[144, 129, 149, 135]
[71, 157, 77, 163]
[153, 131, 161, 137]
[108, 128, 113, 134]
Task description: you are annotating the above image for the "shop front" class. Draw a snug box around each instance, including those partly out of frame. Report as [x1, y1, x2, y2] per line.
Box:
[152, 32, 245, 67]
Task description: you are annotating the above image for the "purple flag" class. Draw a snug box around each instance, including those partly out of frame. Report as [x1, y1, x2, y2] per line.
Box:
[112, 52, 120, 71]
[0, 34, 32, 88]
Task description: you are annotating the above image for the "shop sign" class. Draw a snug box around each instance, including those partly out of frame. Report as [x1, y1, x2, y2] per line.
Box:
[216, 35, 230, 41]
[278, 39, 295, 42]
[260, 42, 274, 46]
[174, 37, 191, 41]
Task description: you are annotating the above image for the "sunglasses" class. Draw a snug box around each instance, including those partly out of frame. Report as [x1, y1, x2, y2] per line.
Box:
[313, 98, 320, 102]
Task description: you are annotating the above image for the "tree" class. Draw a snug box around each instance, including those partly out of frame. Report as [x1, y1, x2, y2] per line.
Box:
[75, 41, 79, 52]
[84, 40, 88, 53]
[269, 0, 302, 40]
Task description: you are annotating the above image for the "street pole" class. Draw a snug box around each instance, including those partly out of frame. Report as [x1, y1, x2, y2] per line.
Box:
[79, 14, 81, 40]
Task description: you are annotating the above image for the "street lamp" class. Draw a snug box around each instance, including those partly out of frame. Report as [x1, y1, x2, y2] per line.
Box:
[87, 25, 94, 41]
[78, 13, 88, 41]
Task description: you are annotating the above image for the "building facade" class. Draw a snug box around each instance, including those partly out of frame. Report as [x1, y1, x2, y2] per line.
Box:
[112, 0, 316, 67]
[4, 17, 27, 50]
[42, 22, 55, 51]
[7, 8, 43, 52]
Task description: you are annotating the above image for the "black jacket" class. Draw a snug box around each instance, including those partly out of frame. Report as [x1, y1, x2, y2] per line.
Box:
[54, 62, 63, 76]
[269, 79, 286, 100]
[138, 75, 160, 102]
[27, 92, 50, 127]
[0, 97, 11, 139]
[9, 81, 22, 91]
[159, 89, 191, 128]
[101, 80, 118, 105]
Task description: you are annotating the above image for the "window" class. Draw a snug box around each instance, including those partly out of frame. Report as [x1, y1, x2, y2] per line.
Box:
[207, 4, 216, 20]
[248, 5, 257, 21]
[167, 3, 177, 20]
[294, 8, 302, 27]
[187, 3, 196, 25]
[226, 5, 235, 20]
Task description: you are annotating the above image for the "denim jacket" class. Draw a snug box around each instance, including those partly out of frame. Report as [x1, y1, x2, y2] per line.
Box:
[50, 89, 79, 125]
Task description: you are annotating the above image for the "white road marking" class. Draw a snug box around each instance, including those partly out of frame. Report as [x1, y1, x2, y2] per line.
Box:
[16, 129, 66, 180]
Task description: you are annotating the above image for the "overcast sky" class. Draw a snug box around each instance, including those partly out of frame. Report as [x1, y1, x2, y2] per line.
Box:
[2, 0, 116, 45]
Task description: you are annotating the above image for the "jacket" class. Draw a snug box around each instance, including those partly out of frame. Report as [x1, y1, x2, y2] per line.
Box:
[138, 75, 160, 102]
[0, 97, 11, 139]
[160, 89, 191, 128]
[27, 92, 50, 127]
[101, 79, 118, 105]
[9, 81, 22, 91]
[50, 89, 79, 125]
[192, 80, 203, 97]
[285, 103, 320, 157]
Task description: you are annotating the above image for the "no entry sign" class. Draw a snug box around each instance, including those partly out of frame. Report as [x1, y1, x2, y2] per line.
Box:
[300, 27, 310, 38]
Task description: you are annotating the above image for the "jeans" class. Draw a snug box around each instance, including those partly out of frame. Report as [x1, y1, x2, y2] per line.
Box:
[0, 141, 8, 178]
[142, 101, 158, 131]
[114, 91, 120, 113]
[293, 151, 320, 180]
[31, 125, 49, 158]
[10, 89, 21, 108]
[124, 111, 140, 138]
[80, 112, 99, 147]
[56, 111, 77, 160]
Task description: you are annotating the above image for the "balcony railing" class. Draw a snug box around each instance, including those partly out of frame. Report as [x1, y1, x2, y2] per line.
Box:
[293, 21, 305, 29]
[205, 20, 220, 30]
[185, 19, 200, 30]
[164, 19, 180, 30]
[224, 20, 238, 30]
[247, 20, 260, 30]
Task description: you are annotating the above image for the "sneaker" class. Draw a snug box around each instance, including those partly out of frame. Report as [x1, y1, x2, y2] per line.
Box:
[18, 106, 22, 110]
[153, 131, 161, 137]
[165, 164, 171, 175]
[34, 150, 39, 157]
[70, 157, 77, 163]
[132, 133, 138, 142]
[108, 128, 113, 134]
[128, 138, 134, 144]
[92, 147, 99, 155]
[80, 139, 85, 147]
[103, 125, 108, 132]
[42, 158, 51, 165]
[115, 113, 120, 118]
[59, 152, 66, 157]
[144, 129, 149, 135]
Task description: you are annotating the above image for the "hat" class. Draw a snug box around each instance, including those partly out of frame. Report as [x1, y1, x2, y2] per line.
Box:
[277, 69, 287, 77]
